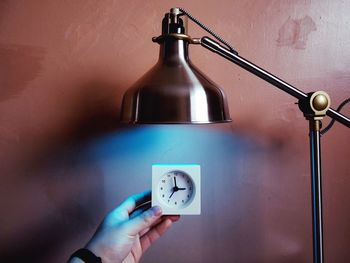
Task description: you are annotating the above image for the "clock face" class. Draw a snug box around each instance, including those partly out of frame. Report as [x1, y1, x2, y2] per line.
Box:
[157, 170, 195, 208]
[152, 164, 201, 215]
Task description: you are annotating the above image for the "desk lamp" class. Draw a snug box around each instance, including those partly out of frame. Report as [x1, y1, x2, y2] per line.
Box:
[120, 7, 350, 263]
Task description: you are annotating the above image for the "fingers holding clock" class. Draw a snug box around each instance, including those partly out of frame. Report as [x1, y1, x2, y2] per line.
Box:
[123, 204, 180, 237]
[150, 215, 180, 227]
[139, 214, 180, 236]
[123, 206, 163, 236]
[130, 201, 152, 219]
[120, 190, 152, 214]
[106, 190, 151, 223]
[167, 215, 181, 222]
[105, 186, 183, 241]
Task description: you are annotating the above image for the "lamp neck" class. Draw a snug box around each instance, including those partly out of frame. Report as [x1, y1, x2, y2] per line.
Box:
[158, 38, 189, 63]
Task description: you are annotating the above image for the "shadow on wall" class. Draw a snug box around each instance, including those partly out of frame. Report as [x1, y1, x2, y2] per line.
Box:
[0, 78, 126, 263]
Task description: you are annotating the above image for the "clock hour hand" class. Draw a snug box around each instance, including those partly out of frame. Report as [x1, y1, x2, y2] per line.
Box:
[174, 176, 177, 187]
[177, 187, 186, 190]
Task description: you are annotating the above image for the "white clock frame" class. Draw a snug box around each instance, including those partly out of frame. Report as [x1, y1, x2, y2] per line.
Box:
[152, 164, 201, 215]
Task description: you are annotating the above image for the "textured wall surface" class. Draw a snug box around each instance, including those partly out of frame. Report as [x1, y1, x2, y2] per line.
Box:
[0, 0, 349, 262]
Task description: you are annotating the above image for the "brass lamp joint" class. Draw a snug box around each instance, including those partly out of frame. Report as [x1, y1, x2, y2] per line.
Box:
[299, 91, 331, 130]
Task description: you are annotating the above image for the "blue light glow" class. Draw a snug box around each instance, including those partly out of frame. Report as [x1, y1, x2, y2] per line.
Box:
[87, 124, 258, 210]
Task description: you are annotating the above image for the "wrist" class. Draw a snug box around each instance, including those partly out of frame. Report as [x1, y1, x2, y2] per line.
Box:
[68, 248, 102, 263]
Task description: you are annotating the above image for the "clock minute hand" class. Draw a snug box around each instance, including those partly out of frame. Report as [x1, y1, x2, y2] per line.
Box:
[169, 190, 175, 199]
[177, 187, 186, 190]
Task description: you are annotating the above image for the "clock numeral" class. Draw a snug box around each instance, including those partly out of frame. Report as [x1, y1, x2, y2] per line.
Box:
[162, 194, 165, 198]
[162, 180, 165, 183]
[189, 187, 192, 191]
[187, 195, 190, 198]
[167, 174, 171, 177]
[175, 201, 177, 205]
[160, 187, 163, 190]
[168, 199, 170, 203]
[182, 200, 184, 203]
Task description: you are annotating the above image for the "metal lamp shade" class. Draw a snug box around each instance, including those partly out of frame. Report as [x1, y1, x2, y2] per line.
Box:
[120, 37, 231, 124]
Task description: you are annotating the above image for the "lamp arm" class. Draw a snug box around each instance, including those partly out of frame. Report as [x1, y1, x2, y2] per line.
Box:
[200, 36, 350, 128]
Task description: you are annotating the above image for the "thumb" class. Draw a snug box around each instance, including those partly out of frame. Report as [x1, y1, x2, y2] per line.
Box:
[123, 206, 163, 236]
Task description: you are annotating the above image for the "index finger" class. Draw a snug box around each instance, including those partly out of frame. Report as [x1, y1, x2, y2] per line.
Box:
[115, 190, 151, 215]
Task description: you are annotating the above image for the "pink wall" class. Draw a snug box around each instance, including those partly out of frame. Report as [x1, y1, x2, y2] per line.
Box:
[0, 1, 349, 262]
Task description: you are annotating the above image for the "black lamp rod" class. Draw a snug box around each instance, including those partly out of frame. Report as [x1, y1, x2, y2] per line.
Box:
[201, 36, 350, 128]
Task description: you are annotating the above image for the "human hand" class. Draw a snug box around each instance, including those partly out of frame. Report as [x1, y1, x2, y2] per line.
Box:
[76, 191, 180, 263]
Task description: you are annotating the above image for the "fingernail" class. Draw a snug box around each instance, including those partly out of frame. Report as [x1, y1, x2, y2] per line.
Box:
[151, 206, 162, 217]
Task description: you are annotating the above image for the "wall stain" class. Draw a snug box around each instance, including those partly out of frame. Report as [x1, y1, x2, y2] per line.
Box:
[0, 1, 9, 26]
[277, 16, 316, 49]
[0, 44, 46, 102]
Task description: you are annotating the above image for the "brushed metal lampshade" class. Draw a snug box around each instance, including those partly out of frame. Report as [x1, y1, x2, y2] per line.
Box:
[120, 11, 231, 124]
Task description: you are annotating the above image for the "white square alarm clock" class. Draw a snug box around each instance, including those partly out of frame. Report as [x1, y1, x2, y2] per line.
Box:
[152, 164, 201, 215]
